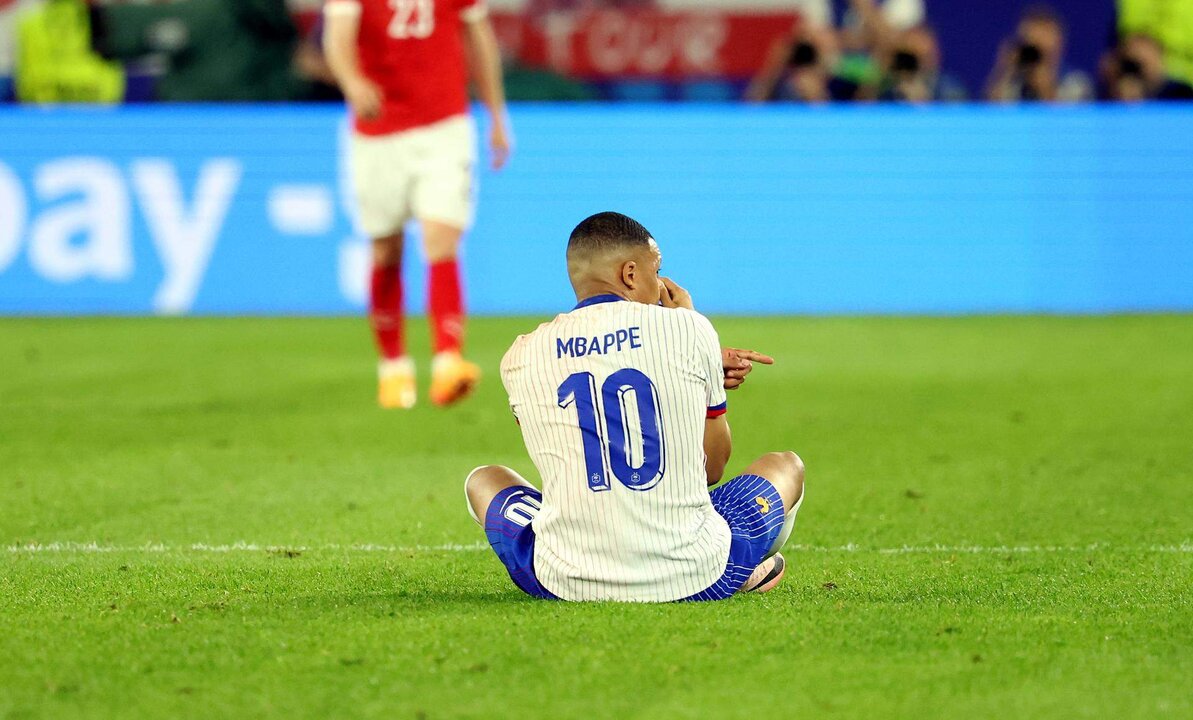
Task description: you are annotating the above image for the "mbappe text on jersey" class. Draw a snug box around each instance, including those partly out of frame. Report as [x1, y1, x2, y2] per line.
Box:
[556, 327, 643, 359]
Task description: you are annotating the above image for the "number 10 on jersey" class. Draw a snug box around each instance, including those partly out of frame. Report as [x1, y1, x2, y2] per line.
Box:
[558, 369, 666, 493]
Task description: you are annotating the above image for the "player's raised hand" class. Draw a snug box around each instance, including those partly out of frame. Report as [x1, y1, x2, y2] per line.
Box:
[659, 277, 694, 311]
[344, 76, 383, 120]
[490, 121, 512, 171]
[722, 347, 775, 390]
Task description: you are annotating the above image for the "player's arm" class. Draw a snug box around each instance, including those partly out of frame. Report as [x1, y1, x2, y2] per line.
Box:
[661, 277, 734, 485]
[848, 0, 896, 54]
[322, 1, 382, 119]
[704, 415, 732, 486]
[462, 7, 511, 170]
[745, 35, 793, 102]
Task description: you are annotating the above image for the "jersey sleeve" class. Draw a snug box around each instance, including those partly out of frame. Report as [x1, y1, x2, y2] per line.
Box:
[692, 312, 728, 418]
[459, 0, 487, 23]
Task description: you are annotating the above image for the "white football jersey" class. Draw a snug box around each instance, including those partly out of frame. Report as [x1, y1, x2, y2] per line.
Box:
[500, 294, 731, 602]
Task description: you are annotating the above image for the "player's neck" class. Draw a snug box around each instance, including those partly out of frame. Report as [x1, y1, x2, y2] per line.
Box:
[573, 284, 629, 308]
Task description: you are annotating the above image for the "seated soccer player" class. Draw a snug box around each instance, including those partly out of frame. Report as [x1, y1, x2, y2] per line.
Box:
[466, 212, 805, 602]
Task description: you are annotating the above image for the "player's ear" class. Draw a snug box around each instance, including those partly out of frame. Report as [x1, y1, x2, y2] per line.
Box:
[620, 260, 638, 290]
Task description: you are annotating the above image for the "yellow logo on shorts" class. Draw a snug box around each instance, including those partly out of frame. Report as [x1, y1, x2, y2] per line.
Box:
[755, 496, 772, 514]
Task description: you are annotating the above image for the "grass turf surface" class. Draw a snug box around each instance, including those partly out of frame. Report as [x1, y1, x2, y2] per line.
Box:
[1, 315, 1190, 719]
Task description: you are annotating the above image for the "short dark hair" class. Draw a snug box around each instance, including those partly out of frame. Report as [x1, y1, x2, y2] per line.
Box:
[567, 212, 653, 257]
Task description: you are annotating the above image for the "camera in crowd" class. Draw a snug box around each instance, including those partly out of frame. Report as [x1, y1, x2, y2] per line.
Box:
[1101, 34, 1193, 102]
[891, 50, 920, 76]
[1015, 43, 1044, 70]
[788, 42, 819, 69]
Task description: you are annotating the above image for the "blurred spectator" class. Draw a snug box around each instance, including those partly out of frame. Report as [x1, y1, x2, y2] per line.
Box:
[746, 0, 946, 104]
[14, 0, 123, 103]
[91, 0, 318, 101]
[745, 22, 848, 103]
[846, 0, 964, 103]
[1117, 0, 1193, 86]
[793, 0, 924, 32]
[986, 5, 1092, 102]
[1, 0, 40, 99]
[878, 25, 966, 102]
[1100, 33, 1193, 101]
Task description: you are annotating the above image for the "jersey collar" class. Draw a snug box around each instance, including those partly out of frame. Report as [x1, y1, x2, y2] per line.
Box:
[573, 293, 626, 310]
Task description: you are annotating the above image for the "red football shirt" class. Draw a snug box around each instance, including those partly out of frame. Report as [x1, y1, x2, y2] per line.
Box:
[326, 0, 485, 136]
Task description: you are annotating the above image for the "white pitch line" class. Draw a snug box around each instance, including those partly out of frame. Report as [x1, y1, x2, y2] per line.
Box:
[4, 542, 1191, 555]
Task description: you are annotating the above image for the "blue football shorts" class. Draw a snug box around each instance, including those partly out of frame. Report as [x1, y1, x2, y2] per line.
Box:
[484, 473, 786, 602]
[681, 473, 786, 601]
[483, 485, 558, 600]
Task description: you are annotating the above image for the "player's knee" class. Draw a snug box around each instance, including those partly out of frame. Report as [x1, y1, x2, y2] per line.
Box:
[789, 452, 806, 501]
[465, 465, 502, 497]
[768, 451, 805, 498]
[785, 451, 806, 484]
[372, 235, 403, 267]
[422, 236, 459, 263]
[466, 465, 522, 501]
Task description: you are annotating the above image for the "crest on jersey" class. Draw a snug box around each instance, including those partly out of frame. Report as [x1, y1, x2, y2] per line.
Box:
[755, 496, 772, 514]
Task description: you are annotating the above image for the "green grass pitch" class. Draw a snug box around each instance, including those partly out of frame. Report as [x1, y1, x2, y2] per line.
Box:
[1, 315, 1190, 719]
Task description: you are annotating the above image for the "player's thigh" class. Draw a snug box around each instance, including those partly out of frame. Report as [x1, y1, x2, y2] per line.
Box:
[351, 132, 414, 239]
[465, 465, 535, 523]
[737, 451, 805, 514]
[411, 115, 476, 236]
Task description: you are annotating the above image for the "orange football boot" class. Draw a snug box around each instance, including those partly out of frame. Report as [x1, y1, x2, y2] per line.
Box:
[430, 352, 480, 407]
[378, 359, 416, 409]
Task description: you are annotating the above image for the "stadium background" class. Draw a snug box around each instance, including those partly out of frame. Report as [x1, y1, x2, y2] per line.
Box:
[2, 105, 1192, 316]
[2, 3, 1192, 718]
[1, 0, 1192, 317]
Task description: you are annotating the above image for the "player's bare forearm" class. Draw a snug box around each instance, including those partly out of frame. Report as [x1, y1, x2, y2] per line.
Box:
[466, 18, 511, 169]
[704, 416, 732, 485]
[465, 19, 508, 124]
[323, 10, 363, 86]
[323, 8, 382, 120]
[745, 38, 791, 102]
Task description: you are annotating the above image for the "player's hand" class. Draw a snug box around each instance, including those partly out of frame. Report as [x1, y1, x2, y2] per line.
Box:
[490, 121, 512, 171]
[344, 76, 383, 120]
[658, 277, 694, 311]
[722, 348, 775, 390]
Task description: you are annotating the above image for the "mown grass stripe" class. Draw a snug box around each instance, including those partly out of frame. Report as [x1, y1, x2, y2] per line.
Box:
[5, 541, 1190, 554]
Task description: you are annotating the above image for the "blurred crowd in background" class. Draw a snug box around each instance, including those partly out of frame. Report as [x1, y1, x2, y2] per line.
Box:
[1, 0, 1190, 105]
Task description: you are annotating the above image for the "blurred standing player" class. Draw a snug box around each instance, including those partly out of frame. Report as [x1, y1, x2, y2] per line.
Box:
[323, 0, 510, 408]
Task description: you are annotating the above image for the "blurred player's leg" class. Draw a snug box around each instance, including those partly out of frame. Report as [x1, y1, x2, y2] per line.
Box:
[423, 220, 466, 356]
[424, 219, 480, 406]
[371, 233, 415, 409]
[351, 130, 415, 409]
[412, 116, 480, 407]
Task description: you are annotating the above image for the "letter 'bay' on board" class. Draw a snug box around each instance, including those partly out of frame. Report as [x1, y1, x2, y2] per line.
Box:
[0, 157, 241, 315]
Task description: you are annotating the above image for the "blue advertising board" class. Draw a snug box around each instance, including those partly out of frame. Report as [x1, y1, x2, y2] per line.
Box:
[0, 104, 1191, 315]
